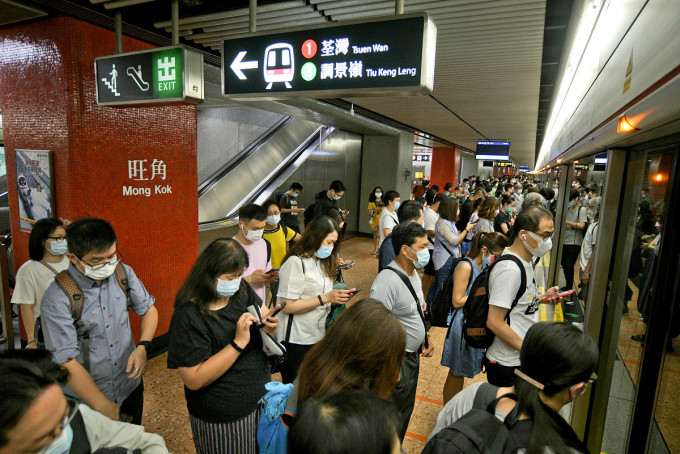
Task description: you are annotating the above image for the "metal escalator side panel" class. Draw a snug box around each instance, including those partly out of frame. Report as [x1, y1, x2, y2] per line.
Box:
[198, 117, 323, 225]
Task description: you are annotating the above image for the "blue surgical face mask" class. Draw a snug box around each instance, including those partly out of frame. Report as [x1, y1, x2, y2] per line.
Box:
[266, 214, 281, 225]
[332, 195, 342, 201]
[407, 246, 430, 269]
[375, 192, 382, 198]
[216, 277, 241, 297]
[315, 244, 334, 259]
[568, 201, 575, 208]
[47, 239, 68, 256]
[482, 253, 492, 268]
[290, 192, 299, 198]
[393, 201, 401, 210]
[40, 424, 73, 454]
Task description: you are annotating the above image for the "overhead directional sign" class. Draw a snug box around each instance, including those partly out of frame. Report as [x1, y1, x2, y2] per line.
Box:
[95, 45, 204, 106]
[222, 13, 437, 99]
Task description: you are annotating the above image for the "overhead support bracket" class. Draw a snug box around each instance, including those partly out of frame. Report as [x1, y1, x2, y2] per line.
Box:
[114, 10, 122, 53]
[249, 0, 257, 33]
[171, 0, 179, 45]
[395, 0, 404, 15]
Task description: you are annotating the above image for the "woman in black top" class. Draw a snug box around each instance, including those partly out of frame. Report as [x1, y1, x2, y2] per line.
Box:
[494, 194, 515, 235]
[168, 238, 279, 454]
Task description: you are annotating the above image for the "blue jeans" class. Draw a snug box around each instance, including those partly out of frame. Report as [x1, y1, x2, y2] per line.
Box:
[426, 256, 454, 307]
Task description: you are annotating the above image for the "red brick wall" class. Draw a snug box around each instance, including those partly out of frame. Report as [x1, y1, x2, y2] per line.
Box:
[0, 16, 198, 340]
[430, 147, 460, 190]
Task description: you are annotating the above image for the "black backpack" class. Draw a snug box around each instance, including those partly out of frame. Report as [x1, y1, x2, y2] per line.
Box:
[462, 255, 526, 349]
[430, 257, 474, 327]
[422, 383, 530, 454]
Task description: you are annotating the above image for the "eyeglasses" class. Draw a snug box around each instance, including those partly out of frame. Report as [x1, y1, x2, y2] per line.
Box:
[46, 236, 66, 243]
[79, 252, 122, 270]
[533, 231, 554, 241]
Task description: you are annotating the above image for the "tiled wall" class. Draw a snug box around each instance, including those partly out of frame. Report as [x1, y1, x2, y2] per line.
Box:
[0, 16, 198, 340]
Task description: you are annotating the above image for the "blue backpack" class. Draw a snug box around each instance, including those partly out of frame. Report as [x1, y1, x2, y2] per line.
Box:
[257, 382, 298, 454]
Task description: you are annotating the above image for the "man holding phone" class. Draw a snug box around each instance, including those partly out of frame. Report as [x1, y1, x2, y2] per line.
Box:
[234, 204, 276, 303]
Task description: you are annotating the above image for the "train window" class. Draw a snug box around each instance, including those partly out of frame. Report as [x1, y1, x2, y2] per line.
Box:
[268, 50, 276, 67]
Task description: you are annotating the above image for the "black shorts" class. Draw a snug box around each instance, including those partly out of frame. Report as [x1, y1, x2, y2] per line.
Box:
[483, 356, 517, 387]
[424, 249, 435, 276]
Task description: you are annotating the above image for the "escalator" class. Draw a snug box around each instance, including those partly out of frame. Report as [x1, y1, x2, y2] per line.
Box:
[198, 115, 333, 233]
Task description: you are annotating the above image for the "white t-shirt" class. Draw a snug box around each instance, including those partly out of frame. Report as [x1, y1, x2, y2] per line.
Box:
[579, 222, 599, 270]
[12, 256, 70, 317]
[276, 255, 334, 345]
[424, 207, 439, 251]
[486, 250, 539, 367]
[378, 208, 399, 247]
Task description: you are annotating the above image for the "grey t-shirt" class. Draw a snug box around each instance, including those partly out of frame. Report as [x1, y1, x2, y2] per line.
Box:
[370, 260, 426, 353]
[563, 206, 587, 245]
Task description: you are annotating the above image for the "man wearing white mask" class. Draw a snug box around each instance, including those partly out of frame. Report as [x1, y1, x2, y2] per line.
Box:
[371, 222, 434, 442]
[484, 206, 562, 387]
[234, 204, 275, 303]
[41, 218, 158, 425]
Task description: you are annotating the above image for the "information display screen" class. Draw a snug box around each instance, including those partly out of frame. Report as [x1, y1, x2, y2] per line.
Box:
[475, 141, 511, 161]
[221, 13, 436, 99]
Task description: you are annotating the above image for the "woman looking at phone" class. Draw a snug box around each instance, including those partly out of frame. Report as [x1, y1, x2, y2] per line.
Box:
[276, 216, 358, 383]
[167, 238, 279, 454]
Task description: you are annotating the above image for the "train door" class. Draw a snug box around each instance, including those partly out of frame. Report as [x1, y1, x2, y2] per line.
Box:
[573, 136, 680, 453]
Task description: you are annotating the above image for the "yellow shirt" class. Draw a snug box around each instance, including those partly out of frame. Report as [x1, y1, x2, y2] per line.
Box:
[263, 224, 298, 269]
[368, 201, 384, 229]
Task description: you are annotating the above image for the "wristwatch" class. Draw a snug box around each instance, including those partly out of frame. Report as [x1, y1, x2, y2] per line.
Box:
[137, 340, 152, 353]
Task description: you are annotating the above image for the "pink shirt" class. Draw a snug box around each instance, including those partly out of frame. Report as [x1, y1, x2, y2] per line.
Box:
[235, 238, 271, 302]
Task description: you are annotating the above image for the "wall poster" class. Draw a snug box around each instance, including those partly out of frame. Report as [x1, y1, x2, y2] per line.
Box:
[15, 149, 54, 232]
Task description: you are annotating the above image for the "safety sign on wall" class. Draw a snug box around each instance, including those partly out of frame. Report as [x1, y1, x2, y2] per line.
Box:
[221, 13, 437, 99]
[95, 45, 204, 105]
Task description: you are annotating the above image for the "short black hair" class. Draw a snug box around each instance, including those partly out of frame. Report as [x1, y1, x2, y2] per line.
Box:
[288, 390, 399, 454]
[262, 199, 280, 212]
[290, 182, 303, 191]
[330, 180, 346, 192]
[397, 200, 423, 223]
[505, 183, 514, 192]
[444, 182, 453, 191]
[434, 193, 448, 205]
[391, 222, 427, 256]
[28, 218, 64, 261]
[238, 203, 267, 223]
[511, 206, 554, 243]
[569, 189, 580, 201]
[384, 190, 400, 204]
[0, 350, 69, 447]
[416, 196, 426, 206]
[67, 218, 117, 259]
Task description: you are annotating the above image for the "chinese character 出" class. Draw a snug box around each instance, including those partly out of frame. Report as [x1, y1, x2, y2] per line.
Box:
[128, 160, 148, 181]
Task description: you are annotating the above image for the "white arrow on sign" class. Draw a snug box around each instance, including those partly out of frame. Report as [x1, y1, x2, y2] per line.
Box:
[230, 51, 259, 80]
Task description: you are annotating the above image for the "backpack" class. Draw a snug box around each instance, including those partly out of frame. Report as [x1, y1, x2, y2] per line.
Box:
[430, 257, 474, 328]
[54, 264, 130, 370]
[257, 381, 298, 454]
[462, 255, 526, 349]
[303, 202, 316, 226]
[422, 383, 530, 454]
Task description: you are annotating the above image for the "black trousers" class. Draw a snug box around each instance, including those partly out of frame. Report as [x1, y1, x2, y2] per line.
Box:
[561, 244, 582, 290]
[389, 351, 420, 442]
[280, 343, 313, 384]
[483, 356, 517, 387]
[120, 381, 144, 425]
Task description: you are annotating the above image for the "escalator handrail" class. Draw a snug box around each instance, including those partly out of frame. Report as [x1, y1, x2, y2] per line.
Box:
[198, 115, 294, 197]
[198, 124, 333, 229]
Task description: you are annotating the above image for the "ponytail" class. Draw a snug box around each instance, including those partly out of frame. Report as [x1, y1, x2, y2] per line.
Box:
[467, 231, 510, 258]
[517, 322, 598, 454]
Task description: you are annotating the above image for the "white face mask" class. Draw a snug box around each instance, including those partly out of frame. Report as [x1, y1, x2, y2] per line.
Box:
[522, 230, 553, 257]
[242, 223, 264, 242]
[78, 256, 119, 280]
[266, 214, 281, 225]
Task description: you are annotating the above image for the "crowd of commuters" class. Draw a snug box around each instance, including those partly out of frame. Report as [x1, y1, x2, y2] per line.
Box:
[1, 173, 617, 454]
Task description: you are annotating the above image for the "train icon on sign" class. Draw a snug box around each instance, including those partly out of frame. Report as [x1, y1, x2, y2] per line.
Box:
[264, 43, 294, 89]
